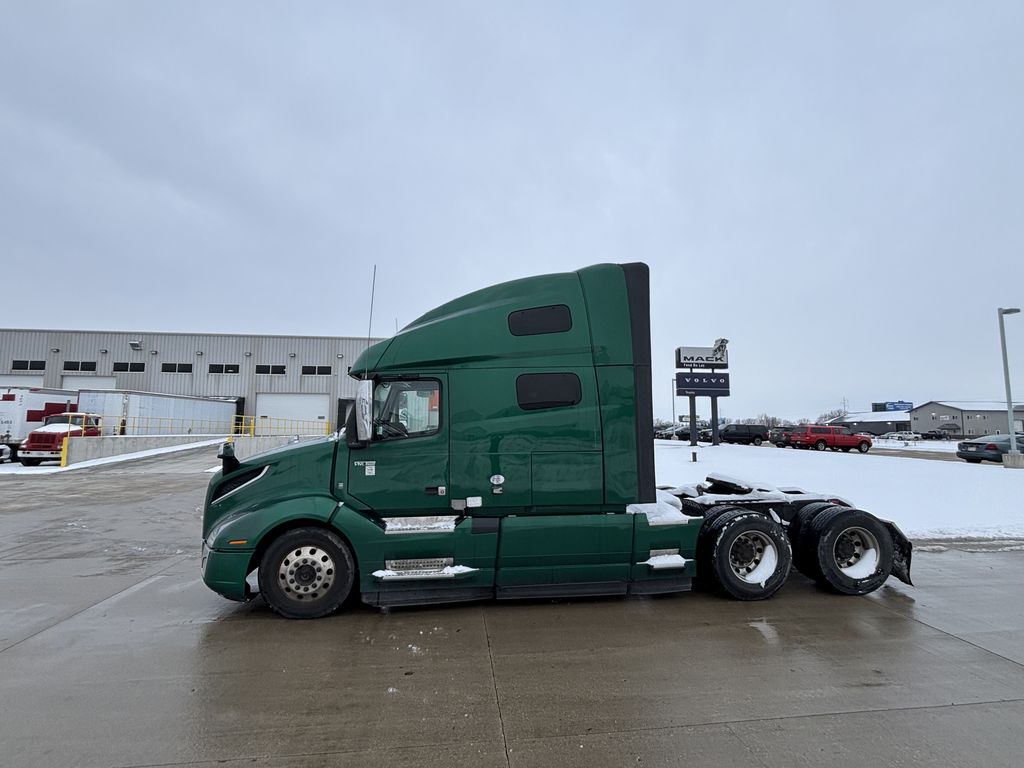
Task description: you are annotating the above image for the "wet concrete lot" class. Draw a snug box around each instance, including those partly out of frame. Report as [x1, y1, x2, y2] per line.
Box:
[2, 448, 1023, 767]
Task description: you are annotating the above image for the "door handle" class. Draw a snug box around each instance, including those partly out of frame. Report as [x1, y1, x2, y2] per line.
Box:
[424, 486, 447, 496]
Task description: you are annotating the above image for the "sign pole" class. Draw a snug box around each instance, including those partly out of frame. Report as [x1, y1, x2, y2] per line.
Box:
[710, 396, 720, 445]
[688, 395, 698, 447]
[671, 378, 677, 429]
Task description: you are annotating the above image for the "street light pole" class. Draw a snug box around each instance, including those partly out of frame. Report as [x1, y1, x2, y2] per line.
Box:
[998, 307, 1020, 462]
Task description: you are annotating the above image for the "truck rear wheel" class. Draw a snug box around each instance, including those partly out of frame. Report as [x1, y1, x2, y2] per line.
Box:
[259, 527, 355, 619]
[708, 510, 791, 600]
[789, 502, 839, 574]
[805, 508, 893, 595]
[815, 440, 828, 451]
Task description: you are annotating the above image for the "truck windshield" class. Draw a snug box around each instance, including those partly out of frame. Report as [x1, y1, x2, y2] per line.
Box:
[44, 415, 74, 425]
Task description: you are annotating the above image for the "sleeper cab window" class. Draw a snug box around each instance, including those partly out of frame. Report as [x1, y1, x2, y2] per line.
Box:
[516, 373, 582, 411]
[508, 304, 572, 336]
[372, 379, 441, 440]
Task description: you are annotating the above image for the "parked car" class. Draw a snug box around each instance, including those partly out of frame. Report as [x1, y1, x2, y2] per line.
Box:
[921, 430, 950, 440]
[654, 424, 692, 440]
[718, 424, 769, 446]
[790, 425, 872, 453]
[769, 425, 797, 447]
[956, 433, 1024, 464]
[878, 431, 921, 441]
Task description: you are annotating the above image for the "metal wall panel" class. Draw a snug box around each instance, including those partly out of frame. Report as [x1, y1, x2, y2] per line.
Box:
[1, 329, 382, 427]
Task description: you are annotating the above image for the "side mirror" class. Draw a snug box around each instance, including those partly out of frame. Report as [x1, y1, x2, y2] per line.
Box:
[354, 379, 373, 445]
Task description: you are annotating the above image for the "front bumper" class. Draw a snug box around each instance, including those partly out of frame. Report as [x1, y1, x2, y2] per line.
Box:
[19, 449, 61, 459]
[201, 542, 253, 602]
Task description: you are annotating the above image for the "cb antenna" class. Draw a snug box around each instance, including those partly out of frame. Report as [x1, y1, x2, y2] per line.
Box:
[364, 264, 377, 379]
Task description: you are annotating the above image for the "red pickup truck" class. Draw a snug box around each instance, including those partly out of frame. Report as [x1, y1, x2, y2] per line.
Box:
[18, 412, 103, 466]
[789, 425, 872, 453]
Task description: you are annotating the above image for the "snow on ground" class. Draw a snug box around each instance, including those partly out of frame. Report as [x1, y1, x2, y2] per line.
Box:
[655, 441, 1024, 540]
[0, 438, 224, 475]
[871, 439, 960, 454]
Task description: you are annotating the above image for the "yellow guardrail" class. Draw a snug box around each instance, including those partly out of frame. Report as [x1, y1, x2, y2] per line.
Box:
[235, 416, 333, 437]
[66, 414, 332, 438]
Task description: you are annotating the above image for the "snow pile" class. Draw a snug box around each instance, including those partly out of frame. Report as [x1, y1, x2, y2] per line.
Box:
[654, 441, 1024, 539]
[627, 489, 702, 526]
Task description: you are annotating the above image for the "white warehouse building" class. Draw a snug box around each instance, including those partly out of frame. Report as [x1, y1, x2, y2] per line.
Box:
[0, 328, 384, 429]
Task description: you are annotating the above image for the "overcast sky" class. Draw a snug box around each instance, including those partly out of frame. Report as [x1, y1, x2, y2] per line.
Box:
[3, 2, 1023, 421]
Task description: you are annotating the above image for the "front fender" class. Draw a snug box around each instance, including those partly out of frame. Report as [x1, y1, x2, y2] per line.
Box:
[206, 494, 340, 551]
[202, 494, 342, 602]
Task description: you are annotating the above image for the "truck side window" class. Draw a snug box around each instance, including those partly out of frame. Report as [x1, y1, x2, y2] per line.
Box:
[372, 379, 440, 440]
[508, 305, 572, 336]
[516, 373, 582, 411]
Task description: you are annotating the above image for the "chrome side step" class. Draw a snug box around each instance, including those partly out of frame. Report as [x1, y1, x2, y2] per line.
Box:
[372, 557, 478, 581]
[637, 548, 689, 570]
[382, 516, 460, 535]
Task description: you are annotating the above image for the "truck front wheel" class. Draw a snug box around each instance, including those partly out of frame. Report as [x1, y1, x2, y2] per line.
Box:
[258, 527, 355, 619]
[19, 458, 42, 467]
[709, 511, 792, 600]
[805, 508, 893, 595]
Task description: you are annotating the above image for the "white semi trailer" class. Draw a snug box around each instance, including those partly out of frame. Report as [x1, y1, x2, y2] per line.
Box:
[76, 390, 238, 436]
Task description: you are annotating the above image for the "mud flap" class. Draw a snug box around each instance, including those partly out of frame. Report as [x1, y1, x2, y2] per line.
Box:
[882, 520, 913, 586]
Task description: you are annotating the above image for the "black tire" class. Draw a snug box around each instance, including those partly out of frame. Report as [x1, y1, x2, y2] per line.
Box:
[694, 505, 745, 587]
[840, 447, 851, 452]
[857, 441, 870, 453]
[814, 440, 827, 451]
[753, 436, 763, 446]
[19, 458, 42, 467]
[259, 527, 355, 619]
[963, 458, 982, 464]
[789, 502, 841, 574]
[708, 510, 792, 600]
[805, 508, 893, 595]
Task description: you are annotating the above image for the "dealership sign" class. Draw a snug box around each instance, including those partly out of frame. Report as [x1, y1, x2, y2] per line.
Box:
[676, 373, 730, 397]
[676, 346, 728, 369]
[885, 401, 913, 411]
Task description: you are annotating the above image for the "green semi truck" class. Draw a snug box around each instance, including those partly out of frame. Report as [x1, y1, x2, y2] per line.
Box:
[201, 263, 912, 619]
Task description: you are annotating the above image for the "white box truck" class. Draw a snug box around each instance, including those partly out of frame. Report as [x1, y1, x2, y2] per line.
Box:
[0, 387, 78, 462]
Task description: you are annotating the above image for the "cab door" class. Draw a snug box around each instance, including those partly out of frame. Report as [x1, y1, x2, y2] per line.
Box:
[344, 375, 450, 513]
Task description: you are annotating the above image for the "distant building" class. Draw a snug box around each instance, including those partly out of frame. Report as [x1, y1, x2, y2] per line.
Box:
[1, 328, 384, 428]
[911, 401, 1024, 438]
[830, 410, 911, 436]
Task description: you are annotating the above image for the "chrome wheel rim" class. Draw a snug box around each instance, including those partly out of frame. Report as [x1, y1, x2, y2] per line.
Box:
[833, 526, 879, 579]
[729, 532, 778, 584]
[277, 545, 335, 601]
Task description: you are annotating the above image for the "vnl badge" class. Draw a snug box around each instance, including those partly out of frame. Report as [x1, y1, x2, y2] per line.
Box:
[354, 460, 376, 477]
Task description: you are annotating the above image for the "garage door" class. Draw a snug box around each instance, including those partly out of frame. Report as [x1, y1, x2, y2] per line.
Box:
[0, 375, 45, 388]
[62, 375, 117, 390]
[255, 393, 331, 434]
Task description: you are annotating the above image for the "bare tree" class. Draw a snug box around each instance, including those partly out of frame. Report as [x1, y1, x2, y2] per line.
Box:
[817, 408, 848, 424]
